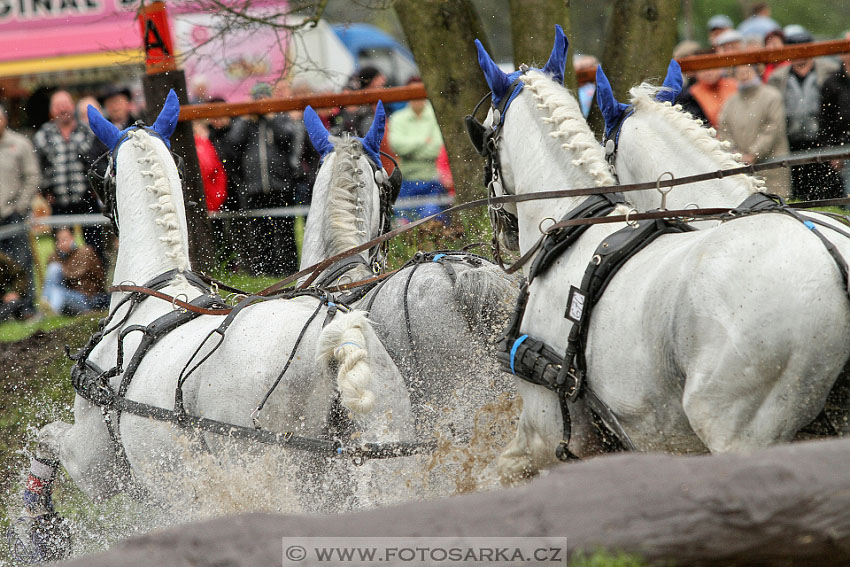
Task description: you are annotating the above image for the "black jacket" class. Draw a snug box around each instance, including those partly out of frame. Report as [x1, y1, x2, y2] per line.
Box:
[225, 114, 303, 207]
[819, 66, 850, 147]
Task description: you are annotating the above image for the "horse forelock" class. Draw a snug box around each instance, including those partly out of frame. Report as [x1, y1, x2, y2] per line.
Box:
[321, 135, 378, 259]
[628, 83, 763, 194]
[123, 129, 189, 270]
[521, 70, 615, 187]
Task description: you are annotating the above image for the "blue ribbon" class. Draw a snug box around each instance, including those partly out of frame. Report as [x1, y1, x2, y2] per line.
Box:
[510, 334, 529, 375]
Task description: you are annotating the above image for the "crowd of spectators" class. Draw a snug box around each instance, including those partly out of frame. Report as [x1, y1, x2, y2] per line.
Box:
[0, 63, 453, 323]
[7, 6, 846, 323]
[673, 3, 850, 201]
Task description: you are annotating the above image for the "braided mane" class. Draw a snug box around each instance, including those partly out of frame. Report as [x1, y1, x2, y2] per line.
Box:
[322, 135, 375, 258]
[132, 129, 189, 268]
[629, 83, 764, 194]
[522, 70, 615, 187]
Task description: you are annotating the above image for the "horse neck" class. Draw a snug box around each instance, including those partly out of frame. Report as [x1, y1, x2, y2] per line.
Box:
[111, 130, 192, 288]
[300, 144, 379, 283]
[617, 102, 760, 211]
[501, 72, 619, 254]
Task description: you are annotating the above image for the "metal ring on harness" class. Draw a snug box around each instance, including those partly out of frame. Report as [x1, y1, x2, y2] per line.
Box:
[538, 217, 557, 234]
[624, 208, 640, 227]
[225, 293, 247, 306]
[488, 180, 505, 212]
[655, 171, 675, 210]
[336, 273, 353, 288]
[172, 293, 189, 311]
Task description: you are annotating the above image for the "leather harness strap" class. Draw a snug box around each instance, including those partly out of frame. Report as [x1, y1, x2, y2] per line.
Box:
[497, 191, 850, 459]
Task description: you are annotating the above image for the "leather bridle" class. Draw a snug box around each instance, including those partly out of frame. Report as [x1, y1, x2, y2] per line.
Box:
[87, 122, 186, 236]
[465, 72, 528, 270]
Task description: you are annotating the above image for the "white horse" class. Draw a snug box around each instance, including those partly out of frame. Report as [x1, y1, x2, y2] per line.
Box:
[13, 92, 415, 562]
[473, 28, 850, 485]
[299, 103, 519, 494]
[596, 60, 850, 434]
[595, 60, 766, 214]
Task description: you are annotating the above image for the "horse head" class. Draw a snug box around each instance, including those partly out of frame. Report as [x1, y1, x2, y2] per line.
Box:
[597, 60, 760, 210]
[471, 25, 571, 252]
[473, 26, 615, 254]
[300, 102, 398, 282]
[88, 89, 191, 284]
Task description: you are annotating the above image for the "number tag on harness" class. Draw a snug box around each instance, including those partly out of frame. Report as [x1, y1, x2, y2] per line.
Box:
[565, 286, 587, 324]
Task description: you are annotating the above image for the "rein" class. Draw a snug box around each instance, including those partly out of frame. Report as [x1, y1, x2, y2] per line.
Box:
[251, 148, 850, 296]
[106, 148, 850, 310]
[107, 270, 402, 315]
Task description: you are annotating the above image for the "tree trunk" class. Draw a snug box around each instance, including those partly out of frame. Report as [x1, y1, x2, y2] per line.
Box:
[65, 438, 850, 567]
[394, 0, 492, 204]
[509, 0, 575, 91]
[142, 70, 215, 272]
[601, 0, 680, 100]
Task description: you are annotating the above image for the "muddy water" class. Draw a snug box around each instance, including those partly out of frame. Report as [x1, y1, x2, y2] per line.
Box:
[2, 390, 520, 563]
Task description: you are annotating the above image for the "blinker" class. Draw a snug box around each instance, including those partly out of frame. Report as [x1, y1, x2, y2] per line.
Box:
[465, 114, 488, 156]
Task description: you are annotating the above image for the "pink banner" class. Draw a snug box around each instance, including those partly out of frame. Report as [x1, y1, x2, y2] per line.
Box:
[0, 0, 139, 61]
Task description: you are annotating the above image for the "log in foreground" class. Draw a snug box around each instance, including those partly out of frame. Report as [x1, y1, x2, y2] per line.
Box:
[61, 438, 850, 567]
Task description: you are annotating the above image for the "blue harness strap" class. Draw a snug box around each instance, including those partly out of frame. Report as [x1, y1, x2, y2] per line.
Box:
[510, 334, 530, 374]
[432, 253, 446, 262]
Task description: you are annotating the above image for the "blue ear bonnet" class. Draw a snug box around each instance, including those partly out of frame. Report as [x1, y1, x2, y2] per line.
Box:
[657, 59, 683, 104]
[595, 66, 631, 139]
[304, 106, 335, 158]
[88, 89, 179, 152]
[476, 25, 568, 125]
[304, 101, 386, 168]
[597, 59, 684, 139]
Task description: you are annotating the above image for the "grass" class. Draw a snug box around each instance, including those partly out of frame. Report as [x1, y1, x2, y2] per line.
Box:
[0, 313, 80, 342]
[572, 550, 654, 567]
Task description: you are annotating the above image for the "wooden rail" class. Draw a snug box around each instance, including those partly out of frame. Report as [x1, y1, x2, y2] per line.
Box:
[576, 37, 850, 83]
[179, 38, 850, 121]
[178, 83, 428, 121]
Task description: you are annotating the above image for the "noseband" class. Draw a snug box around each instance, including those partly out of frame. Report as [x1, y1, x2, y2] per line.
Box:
[87, 122, 186, 236]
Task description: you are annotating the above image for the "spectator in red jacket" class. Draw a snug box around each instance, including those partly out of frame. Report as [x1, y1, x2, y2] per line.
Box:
[193, 121, 227, 212]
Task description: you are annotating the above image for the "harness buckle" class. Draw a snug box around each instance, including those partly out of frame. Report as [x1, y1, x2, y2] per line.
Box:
[556, 367, 582, 402]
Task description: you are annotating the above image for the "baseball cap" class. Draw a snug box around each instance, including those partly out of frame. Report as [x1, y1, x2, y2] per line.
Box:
[708, 14, 734, 31]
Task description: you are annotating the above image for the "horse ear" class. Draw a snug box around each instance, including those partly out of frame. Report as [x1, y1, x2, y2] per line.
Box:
[360, 100, 385, 166]
[596, 65, 629, 137]
[542, 24, 569, 84]
[303, 105, 334, 158]
[152, 89, 180, 146]
[475, 39, 511, 102]
[88, 104, 120, 151]
[656, 59, 683, 104]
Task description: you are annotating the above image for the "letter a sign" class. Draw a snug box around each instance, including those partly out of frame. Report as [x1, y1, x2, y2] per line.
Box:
[138, 1, 177, 74]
